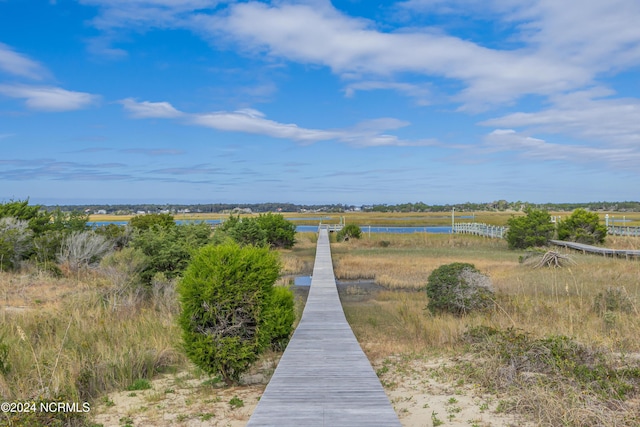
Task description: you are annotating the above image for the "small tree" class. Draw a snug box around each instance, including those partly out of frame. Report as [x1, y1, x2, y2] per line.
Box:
[131, 222, 211, 285]
[255, 213, 296, 249]
[217, 213, 296, 249]
[336, 224, 362, 241]
[0, 199, 51, 234]
[505, 208, 555, 249]
[557, 209, 606, 244]
[129, 213, 175, 231]
[178, 243, 293, 384]
[426, 263, 494, 316]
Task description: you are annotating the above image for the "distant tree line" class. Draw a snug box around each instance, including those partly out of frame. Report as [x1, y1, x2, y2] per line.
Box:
[366, 201, 640, 213]
[39, 200, 640, 214]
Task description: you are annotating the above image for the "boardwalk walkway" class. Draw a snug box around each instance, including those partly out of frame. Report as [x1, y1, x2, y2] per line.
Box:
[247, 229, 401, 427]
[550, 239, 640, 258]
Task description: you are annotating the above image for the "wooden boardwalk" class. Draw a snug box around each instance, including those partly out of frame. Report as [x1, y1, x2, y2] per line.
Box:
[247, 229, 401, 427]
[550, 239, 640, 258]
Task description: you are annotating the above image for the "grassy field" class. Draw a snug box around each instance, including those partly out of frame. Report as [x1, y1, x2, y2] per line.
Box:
[91, 210, 640, 227]
[324, 232, 640, 426]
[1, 230, 639, 426]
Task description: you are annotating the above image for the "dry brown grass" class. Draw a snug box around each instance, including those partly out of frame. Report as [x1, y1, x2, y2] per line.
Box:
[332, 233, 515, 289]
[277, 232, 317, 276]
[333, 232, 640, 426]
[335, 233, 640, 352]
[0, 267, 186, 409]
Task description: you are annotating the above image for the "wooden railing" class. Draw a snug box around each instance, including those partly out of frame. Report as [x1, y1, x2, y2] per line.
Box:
[317, 223, 344, 232]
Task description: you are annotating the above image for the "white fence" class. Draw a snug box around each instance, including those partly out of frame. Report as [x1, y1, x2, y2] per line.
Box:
[454, 223, 640, 239]
[607, 225, 640, 237]
[453, 222, 508, 238]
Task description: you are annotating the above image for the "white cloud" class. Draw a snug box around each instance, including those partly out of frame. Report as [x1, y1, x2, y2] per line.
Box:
[120, 98, 436, 147]
[120, 98, 184, 118]
[482, 129, 640, 169]
[344, 81, 432, 105]
[80, 0, 223, 30]
[0, 85, 100, 112]
[401, 0, 640, 73]
[481, 89, 640, 147]
[79, 0, 640, 110]
[0, 43, 48, 80]
[190, 109, 342, 143]
[206, 2, 589, 108]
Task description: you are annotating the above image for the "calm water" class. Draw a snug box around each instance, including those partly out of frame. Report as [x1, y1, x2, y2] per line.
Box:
[90, 220, 452, 234]
[296, 225, 452, 233]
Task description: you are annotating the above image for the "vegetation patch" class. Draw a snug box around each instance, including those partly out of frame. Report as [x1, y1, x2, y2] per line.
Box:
[178, 243, 294, 385]
[426, 263, 494, 316]
[463, 326, 640, 400]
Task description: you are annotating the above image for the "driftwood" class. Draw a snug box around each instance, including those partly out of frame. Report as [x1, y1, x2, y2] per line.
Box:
[531, 251, 576, 268]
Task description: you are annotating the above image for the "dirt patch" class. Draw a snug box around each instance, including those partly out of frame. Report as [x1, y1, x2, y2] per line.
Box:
[91, 355, 534, 427]
[376, 356, 534, 427]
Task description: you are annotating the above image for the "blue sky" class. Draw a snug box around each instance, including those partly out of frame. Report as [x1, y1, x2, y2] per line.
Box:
[1, 0, 639, 205]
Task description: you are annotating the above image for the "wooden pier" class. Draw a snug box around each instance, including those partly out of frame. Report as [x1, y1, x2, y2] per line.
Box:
[246, 229, 401, 427]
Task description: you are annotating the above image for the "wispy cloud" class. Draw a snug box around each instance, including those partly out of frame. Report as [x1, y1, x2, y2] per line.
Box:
[149, 164, 223, 175]
[120, 98, 438, 147]
[119, 98, 184, 118]
[190, 108, 342, 143]
[0, 84, 100, 112]
[480, 129, 640, 170]
[0, 158, 129, 181]
[80, 0, 224, 30]
[0, 42, 49, 80]
[481, 89, 640, 147]
[121, 148, 186, 156]
[80, 0, 640, 112]
[207, 2, 588, 109]
[344, 81, 432, 105]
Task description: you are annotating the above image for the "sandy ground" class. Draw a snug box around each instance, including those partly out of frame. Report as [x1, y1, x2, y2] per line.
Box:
[91, 355, 532, 427]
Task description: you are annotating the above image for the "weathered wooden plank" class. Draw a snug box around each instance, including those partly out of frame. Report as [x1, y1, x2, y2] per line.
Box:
[247, 229, 401, 427]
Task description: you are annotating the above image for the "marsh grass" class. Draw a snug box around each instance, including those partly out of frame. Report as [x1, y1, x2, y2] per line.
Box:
[335, 232, 640, 426]
[0, 267, 186, 410]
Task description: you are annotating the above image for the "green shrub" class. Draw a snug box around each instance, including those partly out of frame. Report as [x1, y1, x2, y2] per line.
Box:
[178, 243, 291, 384]
[217, 213, 296, 249]
[95, 223, 132, 250]
[129, 213, 175, 231]
[557, 208, 607, 244]
[262, 286, 295, 351]
[426, 262, 494, 316]
[592, 287, 635, 315]
[225, 216, 267, 247]
[336, 224, 362, 241]
[255, 213, 296, 249]
[126, 378, 152, 391]
[505, 208, 555, 249]
[0, 199, 51, 234]
[132, 222, 211, 285]
[463, 326, 640, 400]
